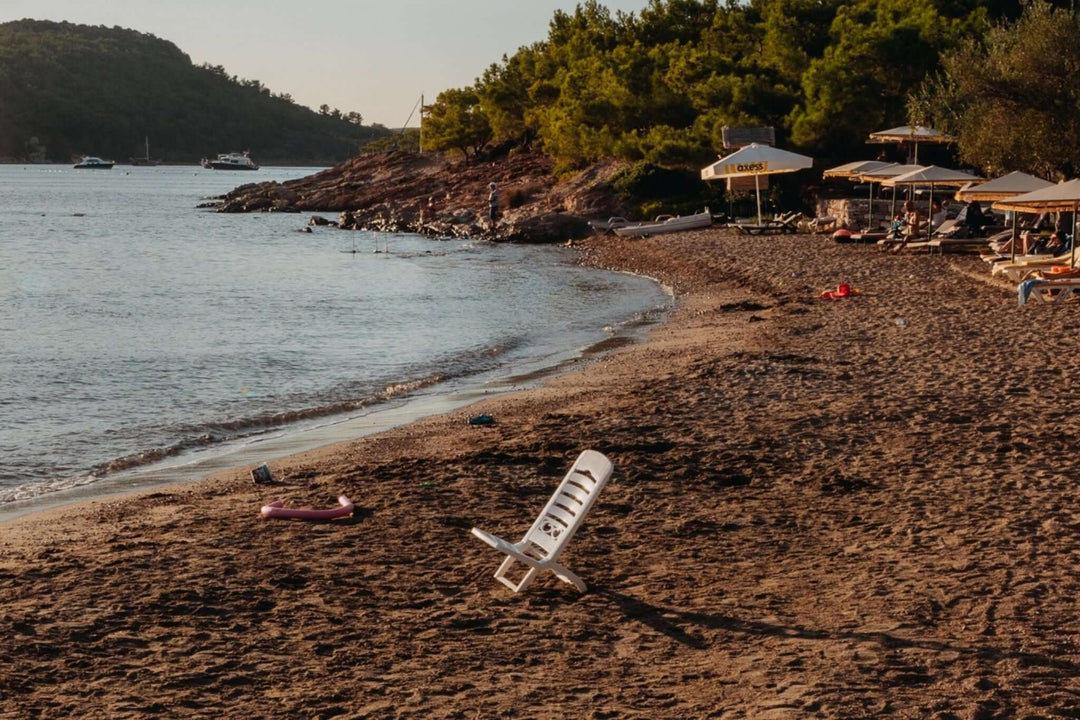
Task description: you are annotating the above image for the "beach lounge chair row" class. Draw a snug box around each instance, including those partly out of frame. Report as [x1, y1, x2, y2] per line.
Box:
[730, 211, 802, 235]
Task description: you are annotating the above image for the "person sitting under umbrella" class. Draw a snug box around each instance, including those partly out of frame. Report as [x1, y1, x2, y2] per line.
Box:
[882, 201, 924, 252]
[963, 200, 990, 236]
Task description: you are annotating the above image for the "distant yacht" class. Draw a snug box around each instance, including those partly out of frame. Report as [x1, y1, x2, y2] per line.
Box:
[201, 151, 259, 171]
[73, 156, 115, 169]
[129, 137, 160, 166]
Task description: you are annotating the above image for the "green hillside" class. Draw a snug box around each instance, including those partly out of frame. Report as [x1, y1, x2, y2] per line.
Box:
[0, 19, 391, 164]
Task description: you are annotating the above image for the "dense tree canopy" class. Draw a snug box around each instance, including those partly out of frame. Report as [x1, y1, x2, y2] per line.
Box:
[421, 88, 492, 160]
[0, 20, 391, 164]
[422, 0, 1069, 172]
[909, 0, 1080, 179]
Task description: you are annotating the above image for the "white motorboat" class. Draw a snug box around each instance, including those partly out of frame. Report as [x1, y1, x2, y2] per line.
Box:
[613, 210, 713, 238]
[73, 156, 115, 169]
[202, 151, 259, 170]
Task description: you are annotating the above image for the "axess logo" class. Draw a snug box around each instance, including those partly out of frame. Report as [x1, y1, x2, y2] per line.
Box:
[727, 161, 768, 174]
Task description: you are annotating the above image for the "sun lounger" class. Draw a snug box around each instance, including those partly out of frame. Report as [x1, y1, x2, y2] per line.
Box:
[992, 250, 1075, 281]
[929, 237, 993, 254]
[985, 229, 1014, 251]
[807, 216, 837, 233]
[878, 234, 931, 252]
[894, 240, 934, 253]
[1018, 277, 1080, 306]
[732, 211, 802, 235]
[931, 218, 961, 239]
[470, 450, 613, 593]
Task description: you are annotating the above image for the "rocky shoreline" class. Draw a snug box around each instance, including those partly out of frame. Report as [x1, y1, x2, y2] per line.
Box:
[205, 150, 631, 244]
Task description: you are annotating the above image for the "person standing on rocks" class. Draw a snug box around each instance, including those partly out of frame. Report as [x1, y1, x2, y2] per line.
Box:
[488, 182, 500, 227]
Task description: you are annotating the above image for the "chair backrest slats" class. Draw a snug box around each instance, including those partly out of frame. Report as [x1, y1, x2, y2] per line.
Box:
[523, 450, 613, 559]
[558, 487, 588, 506]
[545, 503, 578, 528]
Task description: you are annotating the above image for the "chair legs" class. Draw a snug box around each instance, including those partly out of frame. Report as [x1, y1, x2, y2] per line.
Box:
[493, 556, 539, 593]
[492, 556, 586, 593]
[549, 562, 587, 593]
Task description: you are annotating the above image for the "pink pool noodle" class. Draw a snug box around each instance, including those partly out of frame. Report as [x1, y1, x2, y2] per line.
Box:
[260, 495, 354, 520]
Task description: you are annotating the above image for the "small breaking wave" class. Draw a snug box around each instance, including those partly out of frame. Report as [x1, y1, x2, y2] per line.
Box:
[1, 338, 528, 506]
[0, 473, 100, 505]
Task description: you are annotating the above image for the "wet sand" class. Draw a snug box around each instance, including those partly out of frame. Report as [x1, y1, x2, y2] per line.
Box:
[2, 230, 1078, 718]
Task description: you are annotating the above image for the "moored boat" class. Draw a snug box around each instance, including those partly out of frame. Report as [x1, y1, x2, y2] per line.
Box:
[613, 210, 713, 238]
[129, 137, 160, 166]
[73, 156, 115, 169]
[201, 151, 259, 170]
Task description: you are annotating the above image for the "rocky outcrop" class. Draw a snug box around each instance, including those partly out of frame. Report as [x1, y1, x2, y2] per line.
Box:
[210, 150, 631, 243]
[493, 213, 595, 244]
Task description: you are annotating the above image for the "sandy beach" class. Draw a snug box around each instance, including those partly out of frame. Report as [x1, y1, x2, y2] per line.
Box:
[2, 229, 1078, 719]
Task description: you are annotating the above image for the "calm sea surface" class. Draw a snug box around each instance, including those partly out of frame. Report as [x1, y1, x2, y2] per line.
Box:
[0, 164, 669, 514]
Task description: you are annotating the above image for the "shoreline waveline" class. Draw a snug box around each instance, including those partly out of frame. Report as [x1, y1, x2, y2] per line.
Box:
[0, 299, 669, 522]
[2, 229, 1077, 717]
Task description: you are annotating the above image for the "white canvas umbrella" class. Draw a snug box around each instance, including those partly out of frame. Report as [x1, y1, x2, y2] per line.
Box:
[823, 160, 901, 229]
[701, 143, 814, 224]
[994, 179, 1080, 265]
[883, 166, 983, 235]
[955, 171, 1054, 202]
[822, 160, 894, 179]
[957, 172, 1055, 261]
[853, 163, 925, 222]
[868, 125, 955, 164]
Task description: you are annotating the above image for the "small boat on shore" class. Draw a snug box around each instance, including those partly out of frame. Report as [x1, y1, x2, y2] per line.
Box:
[613, 210, 713, 238]
[202, 151, 259, 171]
[73, 156, 115, 169]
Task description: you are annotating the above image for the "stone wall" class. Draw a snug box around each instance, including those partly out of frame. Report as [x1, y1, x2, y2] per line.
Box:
[815, 196, 961, 230]
[814, 198, 901, 230]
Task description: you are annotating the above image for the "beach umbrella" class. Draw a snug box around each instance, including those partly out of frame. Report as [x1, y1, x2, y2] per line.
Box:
[867, 125, 955, 164]
[994, 179, 1080, 266]
[955, 171, 1054, 202]
[701, 143, 814, 224]
[883, 166, 983, 235]
[823, 160, 900, 229]
[854, 163, 925, 221]
[822, 160, 894, 179]
[957, 172, 1055, 261]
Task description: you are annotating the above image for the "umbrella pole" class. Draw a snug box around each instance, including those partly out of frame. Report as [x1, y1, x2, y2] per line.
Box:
[868, 182, 875, 230]
[755, 174, 762, 225]
[1011, 212, 1017, 263]
[928, 184, 934, 238]
[890, 187, 897, 219]
[1072, 201, 1077, 268]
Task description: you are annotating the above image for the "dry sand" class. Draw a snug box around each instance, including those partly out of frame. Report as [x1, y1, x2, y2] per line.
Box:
[1, 230, 1078, 719]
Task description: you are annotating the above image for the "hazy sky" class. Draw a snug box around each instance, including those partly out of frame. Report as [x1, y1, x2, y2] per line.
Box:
[1, 0, 652, 126]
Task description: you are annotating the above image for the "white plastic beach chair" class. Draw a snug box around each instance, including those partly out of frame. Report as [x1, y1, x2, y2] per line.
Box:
[470, 450, 613, 593]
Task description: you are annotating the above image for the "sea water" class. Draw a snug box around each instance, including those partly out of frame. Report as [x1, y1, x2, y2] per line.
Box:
[0, 164, 670, 518]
